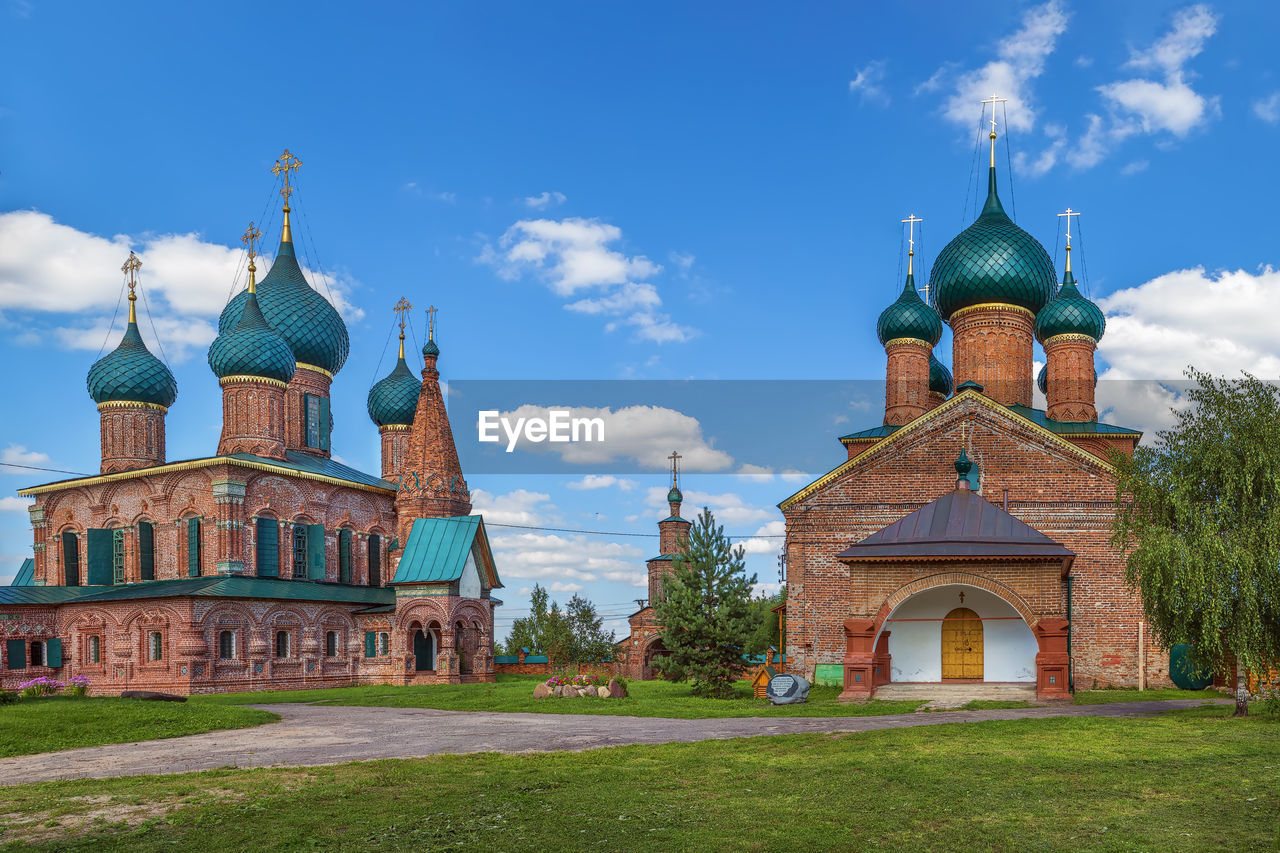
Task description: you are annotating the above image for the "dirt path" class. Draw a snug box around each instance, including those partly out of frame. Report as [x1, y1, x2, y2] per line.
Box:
[0, 699, 1223, 786]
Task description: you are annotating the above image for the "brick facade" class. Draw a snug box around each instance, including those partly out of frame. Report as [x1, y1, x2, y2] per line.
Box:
[1043, 334, 1099, 422]
[97, 403, 167, 474]
[949, 304, 1035, 406]
[883, 338, 932, 425]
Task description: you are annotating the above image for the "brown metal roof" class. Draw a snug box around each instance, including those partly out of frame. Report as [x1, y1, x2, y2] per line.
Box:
[836, 487, 1075, 561]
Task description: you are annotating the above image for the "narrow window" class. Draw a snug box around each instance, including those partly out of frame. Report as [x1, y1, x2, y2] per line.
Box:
[187, 518, 202, 577]
[338, 528, 352, 584]
[88, 635, 101, 664]
[368, 534, 381, 587]
[148, 632, 163, 661]
[138, 520, 155, 581]
[218, 630, 235, 659]
[325, 631, 338, 657]
[62, 531, 80, 586]
[275, 630, 289, 658]
[112, 528, 125, 584]
[378, 632, 389, 656]
[303, 393, 331, 451]
[30, 640, 44, 667]
[292, 525, 308, 579]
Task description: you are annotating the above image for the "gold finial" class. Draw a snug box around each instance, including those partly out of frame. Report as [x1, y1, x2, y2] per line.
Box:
[271, 149, 303, 243]
[426, 304, 438, 341]
[901, 213, 923, 278]
[241, 222, 263, 292]
[1057, 208, 1081, 274]
[121, 251, 142, 324]
[981, 93, 1008, 168]
[393, 297, 413, 359]
[668, 450, 682, 489]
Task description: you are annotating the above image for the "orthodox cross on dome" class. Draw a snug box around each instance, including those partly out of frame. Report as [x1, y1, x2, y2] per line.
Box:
[668, 450, 682, 488]
[980, 93, 1008, 166]
[241, 222, 262, 260]
[902, 212, 923, 285]
[426, 304, 438, 341]
[1058, 207, 1081, 273]
[393, 296, 413, 358]
[121, 251, 142, 323]
[272, 149, 303, 208]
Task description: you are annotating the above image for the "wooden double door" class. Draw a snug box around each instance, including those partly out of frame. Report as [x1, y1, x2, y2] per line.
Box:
[941, 607, 983, 680]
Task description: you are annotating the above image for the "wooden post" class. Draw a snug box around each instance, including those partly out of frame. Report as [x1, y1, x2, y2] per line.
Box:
[1138, 620, 1145, 691]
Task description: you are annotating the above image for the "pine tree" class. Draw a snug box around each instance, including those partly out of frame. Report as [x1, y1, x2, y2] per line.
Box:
[655, 507, 758, 698]
[1113, 369, 1280, 716]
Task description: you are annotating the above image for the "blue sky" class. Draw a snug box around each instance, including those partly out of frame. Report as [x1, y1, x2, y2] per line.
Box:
[3, 1, 1279, 639]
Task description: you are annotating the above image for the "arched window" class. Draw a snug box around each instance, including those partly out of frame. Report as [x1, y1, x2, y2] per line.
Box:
[186, 518, 203, 578]
[218, 631, 235, 659]
[148, 632, 163, 661]
[62, 531, 80, 587]
[275, 630, 290, 658]
[137, 521, 155, 581]
[325, 631, 338, 657]
[88, 635, 101, 664]
[338, 528, 353, 584]
[378, 632, 389, 656]
[111, 528, 125, 584]
[291, 525, 308, 578]
[367, 534, 382, 587]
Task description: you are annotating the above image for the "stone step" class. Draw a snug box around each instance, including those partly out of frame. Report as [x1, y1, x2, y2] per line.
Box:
[874, 682, 1038, 709]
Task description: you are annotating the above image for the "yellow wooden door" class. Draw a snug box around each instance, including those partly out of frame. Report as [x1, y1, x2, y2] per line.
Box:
[941, 607, 983, 680]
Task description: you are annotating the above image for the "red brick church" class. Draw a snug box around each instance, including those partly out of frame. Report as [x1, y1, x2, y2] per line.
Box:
[780, 128, 1167, 700]
[2, 152, 501, 694]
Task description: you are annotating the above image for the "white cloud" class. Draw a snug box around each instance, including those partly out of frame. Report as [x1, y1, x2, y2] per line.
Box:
[737, 520, 785, 556]
[649, 487, 776, 526]
[1252, 91, 1280, 124]
[524, 191, 566, 210]
[0, 496, 34, 513]
[848, 60, 889, 105]
[937, 1, 1069, 133]
[0, 211, 363, 362]
[488, 530, 646, 587]
[481, 404, 734, 471]
[1, 444, 50, 468]
[469, 488, 554, 526]
[480, 216, 694, 344]
[1120, 159, 1150, 176]
[566, 475, 637, 491]
[736, 464, 775, 483]
[779, 469, 810, 484]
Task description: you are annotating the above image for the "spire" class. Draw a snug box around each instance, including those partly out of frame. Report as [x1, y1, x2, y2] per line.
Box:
[902, 213, 922, 279]
[272, 149, 302, 244]
[1058, 207, 1081, 282]
[242, 221, 263, 294]
[667, 450, 683, 508]
[394, 296, 413, 361]
[423, 304, 440, 358]
[980, 94, 1009, 216]
[121, 251, 141, 325]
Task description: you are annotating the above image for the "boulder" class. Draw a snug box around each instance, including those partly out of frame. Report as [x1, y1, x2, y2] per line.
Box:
[597, 685, 611, 698]
[120, 690, 187, 703]
[607, 679, 628, 698]
[533, 683, 553, 699]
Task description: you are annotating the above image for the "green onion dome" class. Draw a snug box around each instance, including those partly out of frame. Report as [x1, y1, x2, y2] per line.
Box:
[667, 486, 683, 503]
[929, 166, 1057, 321]
[929, 353, 953, 397]
[218, 239, 349, 375]
[208, 287, 296, 383]
[876, 273, 943, 346]
[1037, 363, 1098, 397]
[1034, 269, 1106, 343]
[367, 349, 421, 427]
[86, 316, 178, 408]
[423, 337, 440, 358]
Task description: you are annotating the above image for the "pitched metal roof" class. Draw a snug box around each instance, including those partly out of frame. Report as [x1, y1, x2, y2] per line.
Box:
[10, 558, 34, 587]
[0, 585, 95, 605]
[229, 451, 395, 490]
[393, 515, 503, 588]
[0, 576, 394, 607]
[836, 486, 1075, 561]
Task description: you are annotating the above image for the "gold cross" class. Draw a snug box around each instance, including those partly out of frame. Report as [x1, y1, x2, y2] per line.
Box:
[394, 297, 413, 335]
[426, 304, 438, 341]
[272, 149, 303, 207]
[668, 450, 682, 487]
[902, 213, 923, 277]
[241, 222, 263, 262]
[121, 251, 141, 322]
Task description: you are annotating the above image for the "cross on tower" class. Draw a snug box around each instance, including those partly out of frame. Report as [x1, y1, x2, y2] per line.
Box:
[241, 222, 263, 262]
[272, 149, 303, 207]
[393, 297, 413, 335]
[426, 304, 438, 341]
[1057, 207, 1081, 248]
[668, 450, 682, 487]
[121, 251, 142, 322]
[981, 93, 1008, 166]
[902, 213, 923, 279]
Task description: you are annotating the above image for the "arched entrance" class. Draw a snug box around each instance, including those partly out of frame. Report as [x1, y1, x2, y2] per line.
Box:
[412, 629, 435, 671]
[941, 607, 983, 680]
[642, 637, 669, 680]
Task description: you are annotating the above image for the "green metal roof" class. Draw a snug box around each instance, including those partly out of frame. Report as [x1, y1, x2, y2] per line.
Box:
[10, 558, 34, 587]
[367, 354, 421, 427]
[1034, 271, 1106, 343]
[1006, 405, 1140, 435]
[228, 451, 395, 491]
[839, 424, 901, 442]
[0, 586, 97, 605]
[81, 576, 393, 605]
[877, 272, 943, 346]
[660, 516, 688, 523]
[86, 319, 178, 407]
[393, 515, 502, 588]
[208, 289, 297, 383]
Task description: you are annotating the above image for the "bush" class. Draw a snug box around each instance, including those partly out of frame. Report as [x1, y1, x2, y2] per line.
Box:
[0, 691, 17, 705]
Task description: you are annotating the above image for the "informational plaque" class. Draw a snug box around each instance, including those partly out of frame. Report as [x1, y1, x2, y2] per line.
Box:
[766, 673, 811, 705]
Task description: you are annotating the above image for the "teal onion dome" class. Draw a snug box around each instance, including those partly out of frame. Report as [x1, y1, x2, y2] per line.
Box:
[86, 318, 178, 407]
[218, 239, 350, 374]
[1034, 269, 1106, 343]
[876, 273, 943, 346]
[929, 166, 1057, 321]
[367, 351, 421, 427]
[929, 353, 953, 397]
[667, 486, 683, 503]
[423, 338, 440, 357]
[208, 288, 296, 383]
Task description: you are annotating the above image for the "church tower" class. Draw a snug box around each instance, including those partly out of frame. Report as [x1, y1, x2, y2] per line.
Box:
[393, 307, 471, 548]
[648, 451, 692, 604]
[1034, 210, 1105, 422]
[929, 100, 1056, 407]
[86, 252, 178, 474]
[877, 215, 943, 425]
[367, 298, 421, 480]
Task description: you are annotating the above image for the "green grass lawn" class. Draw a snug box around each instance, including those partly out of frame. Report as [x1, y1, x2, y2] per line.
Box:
[0, 707, 1274, 851]
[193, 674, 929, 718]
[0, 697, 278, 758]
[1073, 687, 1223, 704]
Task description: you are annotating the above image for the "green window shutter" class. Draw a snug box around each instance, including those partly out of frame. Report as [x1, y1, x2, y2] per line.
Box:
[364, 631, 376, 658]
[138, 521, 155, 581]
[5, 638, 25, 670]
[318, 395, 331, 452]
[368, 534, 381, 587]
[256, 518, 279, 577]
[307, 524, 326, 580]
[338, 528, 352, 584]
[304, 393, 321, 449]
[187, 518, 201, 578]
[86, 529, 113, 585]
[62, 532, 80, 586]
[46, 638, 62, 668]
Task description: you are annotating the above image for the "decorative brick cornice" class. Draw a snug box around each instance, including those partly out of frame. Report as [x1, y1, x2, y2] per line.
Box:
[218, 375, 289, 389]
[295, 362, 335, 380]
[379, 424, 411, 433]
[1043, 333, 1097, 346]
[883, 337, 931, 350]
[949, 302, 1036, 323]
[96, 400, 169, 413]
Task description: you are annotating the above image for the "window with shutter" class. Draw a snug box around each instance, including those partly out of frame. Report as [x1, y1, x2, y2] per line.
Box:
[307, 524, 326, 580]
[62, 531, 80, 586]
[318, 396, 331, 452]
[364, 631, 376, 658]
[148, 632, 163, 661]
[6, 639, 26, 669]
[86, 529, 112, 585]
[187, 518, 202, 577]
[256, 518, 279, 577]
[304, 394, 322, 449]
[138, 521, 155, 581]
[30, 641, 44, 667]
[112, 528, 125, 584]
[368, 534, 381, 587]
[378, 632, 389, 656]
[338, 528, 352, 584]
[291, 524, 308, 578]
[46, 638, 62, 668]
